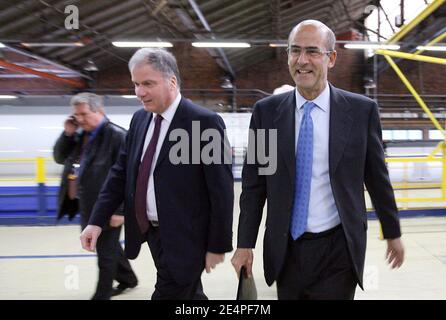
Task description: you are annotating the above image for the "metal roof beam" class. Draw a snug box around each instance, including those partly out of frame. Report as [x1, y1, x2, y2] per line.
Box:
[210, 2, 268, 30]
[61, 19, 160, 62]
[187, 0, 235, 78]
[3, 45, 91, 80]
[0, 58, 85, 88]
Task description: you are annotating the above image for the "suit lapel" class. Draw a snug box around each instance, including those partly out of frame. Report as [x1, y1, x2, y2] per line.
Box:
[155, 97, 188, 169]
[132, 111, 152, 176]
[81, 137, 96, 171]
[274, 91, 296, 183]
[329, 85, 353, 176]
[79, 120, 109, 179]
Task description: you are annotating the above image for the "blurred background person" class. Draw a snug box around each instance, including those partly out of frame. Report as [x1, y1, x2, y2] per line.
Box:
[53, 92, 138, 300]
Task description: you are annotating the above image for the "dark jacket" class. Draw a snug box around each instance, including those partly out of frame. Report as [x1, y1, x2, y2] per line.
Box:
[238, 85, 401, 288]
[53, 119, 126, 229]
[88, 98, 234, 285]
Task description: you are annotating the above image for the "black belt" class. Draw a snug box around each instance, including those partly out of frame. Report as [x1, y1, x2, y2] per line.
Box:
[299, 224, 342, 240]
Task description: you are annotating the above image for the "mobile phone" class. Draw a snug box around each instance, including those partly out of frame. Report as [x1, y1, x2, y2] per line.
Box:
[68, 115, 79, 126]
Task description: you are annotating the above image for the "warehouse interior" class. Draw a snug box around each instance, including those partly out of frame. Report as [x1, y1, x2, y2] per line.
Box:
[0, 0, 446, 301]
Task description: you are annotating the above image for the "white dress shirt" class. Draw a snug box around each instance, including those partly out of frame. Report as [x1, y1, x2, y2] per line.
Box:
[141, 93, 181, 221]
[294, 84, 340, 232]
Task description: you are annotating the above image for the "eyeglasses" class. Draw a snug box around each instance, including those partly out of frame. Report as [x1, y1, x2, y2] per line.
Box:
[286, 46, 333, 58]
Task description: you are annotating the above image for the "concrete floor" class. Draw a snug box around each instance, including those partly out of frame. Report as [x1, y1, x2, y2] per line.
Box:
[1, 183, 446, 300]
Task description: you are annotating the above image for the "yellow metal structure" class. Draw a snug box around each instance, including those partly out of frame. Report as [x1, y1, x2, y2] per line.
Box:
[36, 157, 46, 184]
[427, 141, 444, 160]
[386, 0, 446, 44]
[384, 156, 443, 202]
[371, 0, 446, 241]
[382, 54, 444, 134]
[414, 31, 446, 55]
[375, 49, 446, 65]
[376, 54, 446, 202]
[0, 157, 56, 183]
[386, 157, 442, 163]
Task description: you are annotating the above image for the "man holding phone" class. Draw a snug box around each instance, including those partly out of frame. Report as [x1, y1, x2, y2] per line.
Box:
[53, 92, 138, 300]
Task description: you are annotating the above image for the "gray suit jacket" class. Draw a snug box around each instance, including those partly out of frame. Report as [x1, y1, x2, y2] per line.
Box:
[237, 84, 401, 288]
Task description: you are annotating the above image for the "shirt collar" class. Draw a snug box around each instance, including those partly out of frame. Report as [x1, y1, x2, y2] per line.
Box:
[295, 83, 330, 113]
[88, 116, 107, 138]
[155, 92, 181, 124]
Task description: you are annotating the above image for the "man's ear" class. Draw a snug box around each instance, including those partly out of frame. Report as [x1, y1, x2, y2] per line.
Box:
[170, 76, 178, 90]
[328, 50, 337, 69]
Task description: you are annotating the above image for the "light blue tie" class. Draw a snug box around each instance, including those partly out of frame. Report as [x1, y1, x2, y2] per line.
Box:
[291, 101, 316, 240]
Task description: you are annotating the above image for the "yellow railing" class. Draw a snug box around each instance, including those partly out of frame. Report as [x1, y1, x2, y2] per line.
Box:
[1, 156, 445, 203]
[375, 0, 446, 235]
[0, 157, 59, 183]
[385, 156, 445, 202]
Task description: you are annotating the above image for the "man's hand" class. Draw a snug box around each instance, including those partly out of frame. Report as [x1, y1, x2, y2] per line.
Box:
[80, 225, 102, 252]
[231, 248, 254, 278]
[109, 214, 124, 227]
[205, 252, 225, 273]
[386, 237, 405, 269]
[64, 116, 78, 136]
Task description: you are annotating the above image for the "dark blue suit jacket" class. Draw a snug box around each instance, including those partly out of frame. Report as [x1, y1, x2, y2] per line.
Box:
[238, 85, 401, 288]
[89, 97, 234, 285]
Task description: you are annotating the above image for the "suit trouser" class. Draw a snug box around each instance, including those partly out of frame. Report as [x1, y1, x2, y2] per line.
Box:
[146, 224, 208, 300]
[276, 224, 357, 300]
[92, 225, 138, 300]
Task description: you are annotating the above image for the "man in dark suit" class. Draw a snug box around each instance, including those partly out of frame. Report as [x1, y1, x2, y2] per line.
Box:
[54, 93, 138, 300]
[231, 20, 404, 300]
[80, 48, 233, 299]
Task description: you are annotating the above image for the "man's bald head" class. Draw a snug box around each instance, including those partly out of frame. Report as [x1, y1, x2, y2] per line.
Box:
[288, 20, 336, 51]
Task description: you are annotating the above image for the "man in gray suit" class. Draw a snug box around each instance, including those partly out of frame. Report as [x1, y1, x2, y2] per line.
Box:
[231, 20, 404, 300]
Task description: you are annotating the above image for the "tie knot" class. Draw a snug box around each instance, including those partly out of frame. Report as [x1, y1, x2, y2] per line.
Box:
[303, 101, 316, 115]
[154, 114, 163, 125]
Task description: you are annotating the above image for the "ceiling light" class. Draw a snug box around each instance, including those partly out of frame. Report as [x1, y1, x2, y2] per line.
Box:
[0, 43, 5, 48]
[83, 60, 98, 72]
[0, 127, 19, 130]
[21, 42, 84, 47]
[112, 41, 173, 48]
[269, 43, 288, 48]
[416, 45, 446, 51]
[192, 42, 251, 48]
[220, 78, 233, 89]
[0, 95, 17, 99]
[121, 95, 137, 98]
[344, 43, 400, 50]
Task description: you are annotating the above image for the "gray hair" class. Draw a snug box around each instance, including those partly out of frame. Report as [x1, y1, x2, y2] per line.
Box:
[128, 48, 181, 89]
[70, 92, 104, 112]
[288, 19, 336, 51]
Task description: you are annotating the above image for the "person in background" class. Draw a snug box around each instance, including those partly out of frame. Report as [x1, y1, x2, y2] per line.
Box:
[54, 92, 138, 300]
